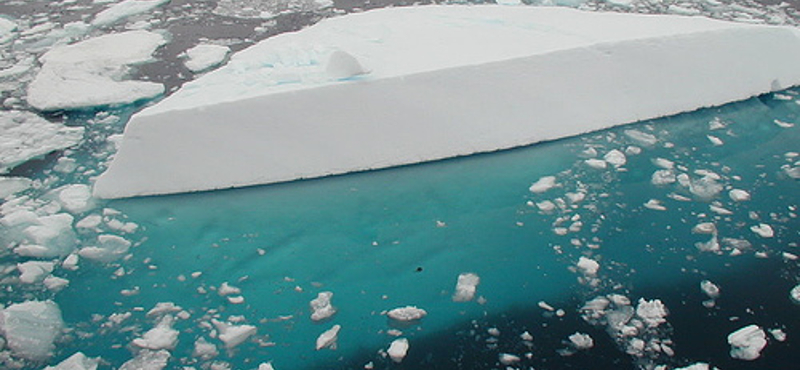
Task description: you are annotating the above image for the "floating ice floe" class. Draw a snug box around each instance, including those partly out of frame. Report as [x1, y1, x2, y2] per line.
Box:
[728, 324, 767, 360]
[183, 44, 231, 73]
[17, 260, 55, 284]
[92, 0, 170, 27]
[499, 353, 521, 365]
[387, 337, 409, 363]
[310, 291, 336, 321]
[43, 352, 99, 370]
[132, 315, 179, 350]
[386, 306, 427, 322]
[78, 234, 132, 262]
[452, 272, 480, 302]
[11, 213, 78, 258]
[0, 177, 32, 198]
[315, 324, 340, 350]
[529, 176, 558, 194]
[568, 332, 594, 350]
[729, 189, 751, 202]
[750, 223, 774, 238]
[94, 5, 800, 198]
[674, 363, 715, 370]
[0, 111, 84, 173]
[119, 349, 170, 370]
[212, 319, 256, 349]
[27, 30, 167, 111]
[0, 300, 64, 360]
[192, 336, 218, 360]
[790, 284, 800, 304]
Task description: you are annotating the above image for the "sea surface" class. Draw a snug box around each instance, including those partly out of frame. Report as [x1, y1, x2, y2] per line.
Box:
[1, 1, 799, 370]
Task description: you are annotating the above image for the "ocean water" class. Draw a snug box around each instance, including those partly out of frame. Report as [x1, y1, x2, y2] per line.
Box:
[15, 90, 795, 370]
[2, 1, 800, 369]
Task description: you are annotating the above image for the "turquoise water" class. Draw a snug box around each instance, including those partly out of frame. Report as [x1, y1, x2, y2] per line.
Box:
[3, 91, 800, 369]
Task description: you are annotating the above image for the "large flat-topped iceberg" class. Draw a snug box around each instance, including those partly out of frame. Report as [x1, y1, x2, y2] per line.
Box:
[94, 5, 800, 198]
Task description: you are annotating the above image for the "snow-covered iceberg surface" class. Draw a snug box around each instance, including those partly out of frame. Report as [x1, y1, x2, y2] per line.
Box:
[94, 5, 800, 198]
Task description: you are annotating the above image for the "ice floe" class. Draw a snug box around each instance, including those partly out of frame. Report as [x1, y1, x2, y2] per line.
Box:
[386, 306, 427, 322]
[315, 324, 340, 350]
[94, 5, 800, 197]
[728, 324, 767, 360]
[26, 30, 167, 111]
[212, 319, 256, 349]
[310, 291, 336, 321]
[0, 300, 64, 360]
[452, 272, 480, 302]
[92, 0, 170, 27]
[0, 111, 84, 173]
[43, 352, 99, 370]
[387, 337, 409, 363]
[183, 44, 230, 73]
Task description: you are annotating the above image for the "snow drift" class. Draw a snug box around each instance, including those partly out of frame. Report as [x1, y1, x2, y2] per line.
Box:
[94, 5, 800, 198]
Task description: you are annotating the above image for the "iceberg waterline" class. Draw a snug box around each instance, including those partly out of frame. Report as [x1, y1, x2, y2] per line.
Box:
[94, 5, 800, 198]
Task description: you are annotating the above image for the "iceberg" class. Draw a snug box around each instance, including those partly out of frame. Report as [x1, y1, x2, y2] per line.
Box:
[93, 5, 800, 198]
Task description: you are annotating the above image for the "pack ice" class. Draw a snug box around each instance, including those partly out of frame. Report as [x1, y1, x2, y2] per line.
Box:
[94, 5, 800, 198]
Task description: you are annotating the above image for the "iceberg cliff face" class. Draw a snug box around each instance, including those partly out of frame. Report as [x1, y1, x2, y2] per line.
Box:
[94, 5, 800, 198]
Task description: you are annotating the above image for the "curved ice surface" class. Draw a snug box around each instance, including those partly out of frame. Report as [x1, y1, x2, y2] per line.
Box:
[94, 5, 800, 198]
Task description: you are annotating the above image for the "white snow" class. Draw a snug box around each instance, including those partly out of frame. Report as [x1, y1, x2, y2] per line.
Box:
[0, 300, 64, 360]
[27, 30, 167, 111]
[183, 44, 230, 73]
[92, 0, 170, 27]
[212, 319, 256, 349]
[386, 306, 427, 321]
[452, 272, 480, 302]
[44, 352, 98, 370]
[310, 291, 336, 321]
[728, 324, 767, 360]
[93, 5, 800, 198]
[387, 337, 409, 363]
[315, 324, 340, 350]
[529, 176, 558, 194]
[0, 111, 84, 173]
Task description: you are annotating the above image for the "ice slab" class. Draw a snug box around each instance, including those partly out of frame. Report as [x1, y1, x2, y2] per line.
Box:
[728, 324, 767, 360]
[27, 30, 167, 111]
[92, 0, 170, 27]
[183, 44, 230, 73]
[94, 5, 800, 198]
[0, 111, 84, 174]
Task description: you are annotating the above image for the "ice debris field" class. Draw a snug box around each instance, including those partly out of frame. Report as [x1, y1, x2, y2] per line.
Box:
[0, 0, 799, 370]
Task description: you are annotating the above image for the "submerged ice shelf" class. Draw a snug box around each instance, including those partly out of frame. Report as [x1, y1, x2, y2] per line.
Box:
[94, 5, 800, 198]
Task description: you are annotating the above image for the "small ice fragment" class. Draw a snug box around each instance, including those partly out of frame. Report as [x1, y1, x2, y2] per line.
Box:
[184, 44, 231, 73]
[728, 324, 767, 360]
[603, 149, 626, 167]
[520, 331, 534, 341]
[387, 338, 409, 363]
[576, 256, 599, 276]
[695, 235, 720, 253]
[675, 363, 712, 370]
[228, 295, 245, 304]
[707, 135, 724, 146]
[452, 272, 480, 302]
[692, 222, 716, 234]
[212, 319, 257, 349]
[653, 158, 675, 169]
[689, 176, 723, 199]
[17, 261, 55, 284]
[538, 301, 555, 312]
[315, 324, 341, 350]
[644, 199, 667, 211]
[750, 223, 774, 238]
[625, 146, 642, 155]
[700, 280, 720, 299]
[326, 50, 370, 80]
[193, 336, 219, 360]
[499, 353, 521, 365]
[536, 200, 556, 212]
[529, 176, 557, 194]
[218, 282, 241, 296]
[257, 363, 276, 370]
[709, 204, 733, 215]
[119, 349, 170, 370]
[56, 184, 93, 214]
[774, 119, 795, 128]
[635, 298, 668, 328]
[76, 214, 103, 230]
[43, 352, 99, 370]
[487, 327, 501, 336]
[146, 302, 182, 318]
[709, 117, 726, 130]
[769, 328, 787, 342]
[568, 332, 594, 350]
[651, 170, 676, 185]
[310, 291, 336, 321]
[790, 284, 800, 304]
[386, 306, 427, 321]
[625, 129, 658, 146]
[44, 276, 69, 292]
[79, 234, 131, 262]
[132, 315, 179, 350]
[729, 189, 751, 202]
[584, 158, 607, 169]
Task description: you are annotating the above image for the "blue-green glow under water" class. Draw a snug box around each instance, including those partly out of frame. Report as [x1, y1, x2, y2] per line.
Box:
[9, 92, 800, 370]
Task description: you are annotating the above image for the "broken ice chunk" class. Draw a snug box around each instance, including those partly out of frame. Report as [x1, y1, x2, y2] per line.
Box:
[568, 332, 594, 350]
[315, 324, 341, 350]
[635, 298, 668, 328]
[0, 300, 64, 360]
[92, 0, 171, 27]
[452, 272, 480, 302]
[193, 336, 219, 360]
[0, 111, 84, 173]
[17, 260, 55, 284]
[625, 129, 658, 146]
[78, 234, 132, 262]
[729, 189, 750, 202]
[499, 353, 521, 365]
[584, 158, 607, 169]
[728, 324, 767, 361]
[707, 135, 724, 146]
[651, 170, 676, 185]
[43, 351, 99, 370]
[644, 199, 667, 211]
[132, 315, 179, 350]
[0, 177, 32, 198]
[386, 306, 427, 322]
[119, 349, 170, 370]
[212, 319, 257, 349]
[387, 338, 409, 363]
[603, 149, 626, 167]
[790, 284, 800, 304]
[750, 223, 774, 238]
[774, 119, 795, 128]
[54, 184, 94, 214]
[184, 44, 231, 73]
[700, 280, 720, 299]
[529, 176, 557, 194]
[310, 291, 336, 321]
[576, 256, 599, 276]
